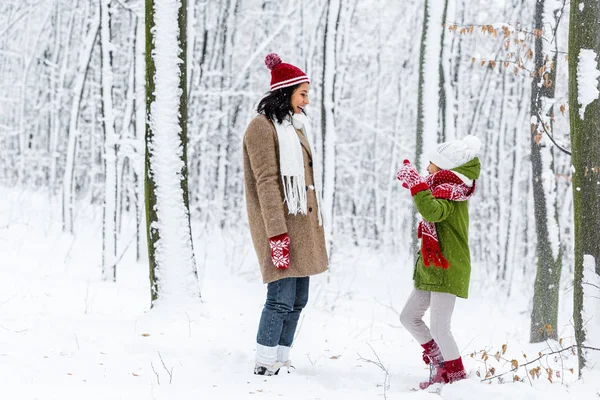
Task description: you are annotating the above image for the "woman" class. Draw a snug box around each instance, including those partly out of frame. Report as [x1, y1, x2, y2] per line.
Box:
[396, 135, 481, 388]
[242, 53, 328, 376]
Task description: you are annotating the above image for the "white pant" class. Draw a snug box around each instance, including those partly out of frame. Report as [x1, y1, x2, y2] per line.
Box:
[400, 289, 460, 361]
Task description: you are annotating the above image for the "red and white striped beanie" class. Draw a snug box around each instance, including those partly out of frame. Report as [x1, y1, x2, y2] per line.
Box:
[265, 53, 310, 91]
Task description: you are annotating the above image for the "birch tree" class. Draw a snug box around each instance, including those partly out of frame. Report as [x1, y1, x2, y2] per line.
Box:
[100, 0, 118, 281]
[145, 0, 200, 305]
[568, 0, 600, 374]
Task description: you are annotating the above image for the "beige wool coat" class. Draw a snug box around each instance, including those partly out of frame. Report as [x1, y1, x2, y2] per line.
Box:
[243, 114, 329, 284]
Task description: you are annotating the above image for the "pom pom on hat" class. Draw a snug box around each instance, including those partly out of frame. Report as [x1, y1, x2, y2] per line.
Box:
[427, 135, 481, 170]
[462, 135, 481, 154]
[265, 53, 282, 70]
[264, 53, 310, 90]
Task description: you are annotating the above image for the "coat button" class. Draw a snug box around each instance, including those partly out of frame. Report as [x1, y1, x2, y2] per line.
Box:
[309, 162, 313, 167]
[309, 207, 313, 212]
[305, 186, 308, 191]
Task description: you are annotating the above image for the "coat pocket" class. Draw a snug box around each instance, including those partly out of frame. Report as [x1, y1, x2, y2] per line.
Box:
[414, 255, 444, 287]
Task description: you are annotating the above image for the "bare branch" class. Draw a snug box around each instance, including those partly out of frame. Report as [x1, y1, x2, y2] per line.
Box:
[481, 345, 600, 382]
[534, 111, 571, 155]
[158, 351, 174, 384]
[150, 362, 160, 385]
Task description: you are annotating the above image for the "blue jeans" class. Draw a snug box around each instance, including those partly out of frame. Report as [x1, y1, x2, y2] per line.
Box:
[256, 277, 310, 347]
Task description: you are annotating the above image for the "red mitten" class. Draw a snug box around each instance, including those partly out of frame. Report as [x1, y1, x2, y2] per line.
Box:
[419, 222, 449, 269]
[269, 233, 290, 269]
[396, 159, 428, 195]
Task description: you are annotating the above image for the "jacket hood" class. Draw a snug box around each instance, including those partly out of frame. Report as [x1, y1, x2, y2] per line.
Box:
[452, 157, 480, 181]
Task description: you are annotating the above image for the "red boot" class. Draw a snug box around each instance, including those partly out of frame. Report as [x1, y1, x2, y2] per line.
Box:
[444, 357, 467, 383]
[419, 340, 445, 390]
[419, 361, 447, 389]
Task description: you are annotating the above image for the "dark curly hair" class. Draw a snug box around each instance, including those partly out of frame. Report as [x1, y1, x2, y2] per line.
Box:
[257, 84, 301, 124]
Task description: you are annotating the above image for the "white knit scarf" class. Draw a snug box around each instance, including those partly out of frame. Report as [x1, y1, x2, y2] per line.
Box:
[273, 113, 323, 226]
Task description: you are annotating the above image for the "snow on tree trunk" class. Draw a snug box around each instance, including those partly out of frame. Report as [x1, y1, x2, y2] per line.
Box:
[529, 0, 563, 343]
[100, 0, 118, 281]
[568, 0, 600, 374]
[145, 0, 200, 306]
[413, 0, 446, 252]
[321, 0, 341, 249]
[135, 13, 146, 261]
[437, 0, 451, 142]
[415, 0, 445, 170]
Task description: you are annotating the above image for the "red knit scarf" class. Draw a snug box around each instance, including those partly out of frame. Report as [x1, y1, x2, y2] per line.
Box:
[418, 170, 475, 268]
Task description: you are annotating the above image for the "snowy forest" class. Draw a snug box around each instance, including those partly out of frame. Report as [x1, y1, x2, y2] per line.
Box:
[1, 0, 600, 398]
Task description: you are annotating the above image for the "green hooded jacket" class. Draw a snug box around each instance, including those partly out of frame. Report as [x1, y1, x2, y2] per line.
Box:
[412, 157, 481, 298]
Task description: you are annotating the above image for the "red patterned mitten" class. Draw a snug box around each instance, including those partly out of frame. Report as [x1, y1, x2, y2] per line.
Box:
[269, 233, 290, 269]
[396, 160, 428, 195]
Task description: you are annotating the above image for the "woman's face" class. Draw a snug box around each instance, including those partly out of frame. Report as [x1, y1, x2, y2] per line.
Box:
[427, 162, 441, 175]
[291, 82, 310, 114]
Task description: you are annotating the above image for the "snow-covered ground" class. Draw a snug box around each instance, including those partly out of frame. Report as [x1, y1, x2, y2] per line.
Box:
[1, 188, 598, 399]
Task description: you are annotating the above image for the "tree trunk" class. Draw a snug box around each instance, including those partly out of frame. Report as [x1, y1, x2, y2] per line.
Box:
[529, 0, 563, 343]
[134, 13, 146, 262]
[62, 14, 99, 233]
[437, 0, 450, 142]
[414, 0, 446, 251]
[321, 0, 341, 251]
[145, 0, 200, 306]
[100, 0, 118, 282]
[568, 0, 600, 374]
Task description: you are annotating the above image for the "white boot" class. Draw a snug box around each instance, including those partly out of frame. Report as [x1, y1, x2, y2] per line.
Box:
[277, 345, 293, 369]
[255, 344, 282, 376]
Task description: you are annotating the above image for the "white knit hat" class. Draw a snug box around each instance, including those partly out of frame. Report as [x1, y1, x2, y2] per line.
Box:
[427, 135, 481, 170]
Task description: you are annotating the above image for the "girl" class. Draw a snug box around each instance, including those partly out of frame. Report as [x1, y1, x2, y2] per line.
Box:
[396, 135, 481, 388]
[242, 54, 328, 376]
